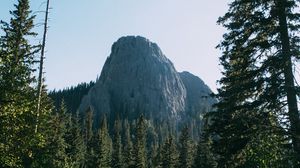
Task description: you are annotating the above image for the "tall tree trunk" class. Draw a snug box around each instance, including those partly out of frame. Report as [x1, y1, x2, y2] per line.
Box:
[35, 0, 50, 133]
[275, 0, 300, 163]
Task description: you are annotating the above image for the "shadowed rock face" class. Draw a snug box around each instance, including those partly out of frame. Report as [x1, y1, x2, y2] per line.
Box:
[79, 36, 216, 127]
[179, 71, 216, 120]
[79, 36, 187, 125]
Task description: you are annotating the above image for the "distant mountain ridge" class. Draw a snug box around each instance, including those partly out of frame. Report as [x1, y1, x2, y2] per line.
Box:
[77, 36, 216, 127]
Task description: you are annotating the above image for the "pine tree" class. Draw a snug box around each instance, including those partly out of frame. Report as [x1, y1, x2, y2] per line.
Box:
[84, 107, 97, 168]
[153, 144, 163, 168]
[161, 134, 178, 168]
[134, 115, 147, 168]
[192, 127, 216, 168]
[112, 118, 122, 168]
[49, 101, 69, 168]
[64, 112, 86, 168]
[97, 115, 112, 168]
[123, 119, 134, 168]
[240, 125, 291, 167]
[29, 86, 53, 167]
[0, 0, 39, 101]
[178, 126, 192, 168]
[48, 81, 95, 114]
[33, 100, 68, 168]
[146, 123, 158, 168]
[0, 0, 40, 166]
[148, 142, 158, 168]
[209, 0, 300, 166]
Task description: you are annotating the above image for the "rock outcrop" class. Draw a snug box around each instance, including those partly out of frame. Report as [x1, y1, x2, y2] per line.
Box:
[179, 71, 216, 120]
[78, 36, 215, 126]
[79, 36, 187, 125]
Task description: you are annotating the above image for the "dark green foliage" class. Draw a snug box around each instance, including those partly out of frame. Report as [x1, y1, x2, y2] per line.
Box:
[209, 0, 300, 166]
[148, 142, 158, 168]
[134, 115, 147, 168]
[0, 0, 40, 166]
[49, 81, 95, 114]
[84, 107, 97, 168]
[178, 126, 193, 168]
[122, 120, 135, 168]
[64, 112, 86, 167]
[146, 123, 159, 168]
[112, 118, 122, 168]
[240, 127, 292, 168]
[97, 115, 112, 168]
[0, 0, 39, 102]
[161, 135, 178, 168]
[152, 144, 163, 168]
[37, 102, 68, 168]
[192, 123, 216, 168]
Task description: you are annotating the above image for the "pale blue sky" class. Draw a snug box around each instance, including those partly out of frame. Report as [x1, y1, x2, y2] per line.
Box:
[0, 0, 231, 92]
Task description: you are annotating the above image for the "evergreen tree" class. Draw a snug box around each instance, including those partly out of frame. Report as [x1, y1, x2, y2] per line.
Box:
[192, 128, 216, 168]
[33, 100, 68, 168]
[84, 107, 97, 167]
[240, 126, 291, 167]
[48, 81, 95, 114]
[161, 134, 178, 168]
[178, 126, 192, 168]
[148, 142, 158, 168]
[64, 112, 86, 168]
[0, 0, 40, 166]
[134, 115, 147, 168]
[153, 144, 163, 168]
[97, 115, 112, 168]
[146, 123, 158, 168]
[209, 0, 300, 166]
[0, 0, 39, 102]
[123, 119, 134, 168]
[48, 101, 69, 168]
[112, 118, 122, 168]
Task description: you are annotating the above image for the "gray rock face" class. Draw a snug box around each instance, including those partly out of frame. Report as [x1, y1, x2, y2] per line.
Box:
[179, 71, 216, 120]
[79, 36, 187, 124]
[79, 36, 216, 127]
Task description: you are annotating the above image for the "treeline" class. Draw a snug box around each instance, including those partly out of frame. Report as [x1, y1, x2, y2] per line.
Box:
[49, 81, 95, 114]
[48, 81, 205, 141]
[46, 107, 216, 168]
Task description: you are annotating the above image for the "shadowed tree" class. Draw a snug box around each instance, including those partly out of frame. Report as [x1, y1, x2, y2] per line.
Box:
[97, 115, 112, 168]
[123, 119, 134, 168]
[112, 117, 122, 168]
[209, 0, 300, 166]
[178, 126, 192, 168]
[161, 134, 178, 168]
[134, 115, 147, 168]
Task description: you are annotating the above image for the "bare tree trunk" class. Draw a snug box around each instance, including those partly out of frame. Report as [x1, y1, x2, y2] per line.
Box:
[275, 0, 300, 164]
[35, 0, 50, 133]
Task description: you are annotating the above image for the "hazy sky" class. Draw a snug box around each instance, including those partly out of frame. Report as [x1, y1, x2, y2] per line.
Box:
[0, 0, 231, 92]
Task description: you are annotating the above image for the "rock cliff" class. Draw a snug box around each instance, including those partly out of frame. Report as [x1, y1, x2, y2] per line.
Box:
[78, 36, 215, 126]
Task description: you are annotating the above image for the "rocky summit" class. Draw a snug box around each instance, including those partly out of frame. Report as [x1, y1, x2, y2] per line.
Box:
[78, 36, 215, 126]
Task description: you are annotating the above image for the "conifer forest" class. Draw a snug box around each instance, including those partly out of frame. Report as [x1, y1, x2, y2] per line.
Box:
[1, 0, 300, 168]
